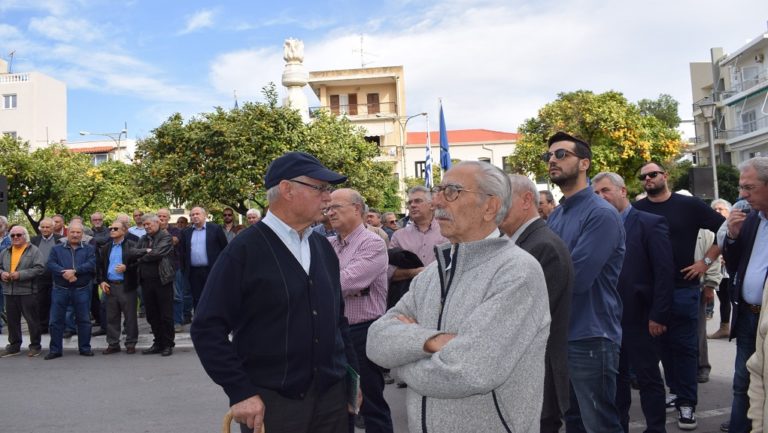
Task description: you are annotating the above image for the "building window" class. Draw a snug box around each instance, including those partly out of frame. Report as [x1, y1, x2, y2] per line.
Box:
[742, 110, 757, 133]
[348, 94, 358, 115]
[3, 94, 17, 109]
[91, 153, 109, 165]
[3, 131, 17, 139]
[478, 157, 491, 164]
[414, 161, 426, 179]
[364, 136, 381, 146]
[330, 95, 340, 115]
[367, 93, 380, 115]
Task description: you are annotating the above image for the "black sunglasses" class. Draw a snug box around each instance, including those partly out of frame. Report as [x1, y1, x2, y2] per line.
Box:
[108, 227, 122, 232]
[9, 233, 23, 238]
[637, 171, 665, 181]
[541, 148, 579, 163]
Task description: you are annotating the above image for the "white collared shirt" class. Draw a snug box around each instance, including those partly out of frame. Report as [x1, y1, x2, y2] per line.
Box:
[262, 211, 314, 274]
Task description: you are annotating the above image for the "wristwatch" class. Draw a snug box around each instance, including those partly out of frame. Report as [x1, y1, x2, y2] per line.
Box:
[703, 257, 713, 266]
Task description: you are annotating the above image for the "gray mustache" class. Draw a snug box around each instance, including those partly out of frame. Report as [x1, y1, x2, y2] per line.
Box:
[434, 209, 453, 221]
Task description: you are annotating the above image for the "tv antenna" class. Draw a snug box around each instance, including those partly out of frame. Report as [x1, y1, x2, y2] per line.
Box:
[7, 50, 16, 73]
[353, 34, 377, 68]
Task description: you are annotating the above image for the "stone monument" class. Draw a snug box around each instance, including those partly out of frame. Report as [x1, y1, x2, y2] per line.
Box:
[281, 38, 310, 122]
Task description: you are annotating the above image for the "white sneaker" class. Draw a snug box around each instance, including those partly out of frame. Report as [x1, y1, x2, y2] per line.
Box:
[678, 405, 697, 430]
[665, 393, 677, 413]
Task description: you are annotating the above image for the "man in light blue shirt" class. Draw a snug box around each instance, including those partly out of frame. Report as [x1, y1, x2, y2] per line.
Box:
[180, 207, 228, 311]
[722, 157, 768, 433]
[544, 132, 625, 433]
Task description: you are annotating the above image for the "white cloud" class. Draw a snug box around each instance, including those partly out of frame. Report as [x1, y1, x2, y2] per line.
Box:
[179, 9, 215, 35]
[28, 15, 101, 42]
[208, 47, 286, 102]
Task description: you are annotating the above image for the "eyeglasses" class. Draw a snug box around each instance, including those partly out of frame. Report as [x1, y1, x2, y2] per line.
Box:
[322, 203, 355, 215]
[9, 233, 23, 238]
[222, 213, 233, 217]
[541, 148, 579, 163]
[288, 179, 334, 193]
[637, 171, 665, 181]
[738, 182, 766, 192]
[385, 220, 397, 225]
[406, 198, 425, 206]
[108, 227, 121, 232]
[431, 184, 493, 202]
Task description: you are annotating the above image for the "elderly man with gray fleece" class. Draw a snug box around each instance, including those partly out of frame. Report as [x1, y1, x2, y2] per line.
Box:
[367, 161, 551, 433]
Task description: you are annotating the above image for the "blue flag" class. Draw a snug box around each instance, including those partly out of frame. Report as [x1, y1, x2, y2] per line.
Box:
[439, 103, 451, 172]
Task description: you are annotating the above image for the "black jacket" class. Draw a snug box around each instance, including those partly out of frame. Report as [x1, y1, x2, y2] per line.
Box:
[180, 222, 228, 272]
[96, 238, 138, 292]
[132, 229, 175, 285]
[724, 210, 765, 339]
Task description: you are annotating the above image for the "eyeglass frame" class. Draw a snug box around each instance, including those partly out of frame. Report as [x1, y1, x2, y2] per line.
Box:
[637, 171, 665, 181]
[738, 181, 767, 192]
[287, 179, 335, 193]
[431, 183, 493, 202]
[322, 203, 357, 215]
[541, 148, 580, 163]
[9, 233, 24, 238]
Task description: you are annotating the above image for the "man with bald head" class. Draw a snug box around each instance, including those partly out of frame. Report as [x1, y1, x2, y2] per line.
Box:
[327, 188, 392, 433]
[45, 221, 97, 359]
[192, 152, 358, 433]
[180, 206, 228, 311]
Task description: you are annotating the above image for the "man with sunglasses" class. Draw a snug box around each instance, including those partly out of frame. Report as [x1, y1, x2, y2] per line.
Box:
[96, 220, 139, 354]
[633, 162, 725, 430]
[544, 131, 626, 433]
[0, 226, 46, 357]
[192, 152, 358, 433]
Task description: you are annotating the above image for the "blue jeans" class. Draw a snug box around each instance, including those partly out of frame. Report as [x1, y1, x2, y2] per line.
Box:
[659, 287, 700, 407]
[565, 337, 623, 433]
[729, 305, 758, 433]
[173, 270, 188, 325]
[50, 285, 92, 354]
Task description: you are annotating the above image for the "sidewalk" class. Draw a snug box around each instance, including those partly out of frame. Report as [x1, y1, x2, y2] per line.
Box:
[0, 316, 194, 351]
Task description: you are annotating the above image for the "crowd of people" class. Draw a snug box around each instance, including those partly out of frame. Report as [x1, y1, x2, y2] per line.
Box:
[1, 141, 766, 433]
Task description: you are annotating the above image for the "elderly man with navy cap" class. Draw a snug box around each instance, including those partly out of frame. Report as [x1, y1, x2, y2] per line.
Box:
[192, 152, 360, 433]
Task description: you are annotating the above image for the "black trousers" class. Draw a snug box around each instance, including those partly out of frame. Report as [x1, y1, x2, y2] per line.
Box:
[239, 378, 348, 433]
[718, 278, 731, 324]
[617, 324, 666, 433]
[188, 266, 210, 311]
[141, 277, 174, 349]
[348, 320, 393, 433]
[5, 293, 42, 350]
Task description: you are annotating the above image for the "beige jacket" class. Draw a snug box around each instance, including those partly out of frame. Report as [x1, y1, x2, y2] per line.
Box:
[747, 277, 768, 432]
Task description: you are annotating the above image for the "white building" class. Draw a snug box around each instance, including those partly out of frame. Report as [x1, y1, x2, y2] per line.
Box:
[0, 59, 67, 149]
[66, 137, 137, 165]
[690, 25, 768, 165]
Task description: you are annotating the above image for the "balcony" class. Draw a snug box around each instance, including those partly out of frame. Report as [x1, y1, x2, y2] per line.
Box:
[309, 101, 397, 118]
[716, 113, 768, 140]
[0, 73, 30, 84]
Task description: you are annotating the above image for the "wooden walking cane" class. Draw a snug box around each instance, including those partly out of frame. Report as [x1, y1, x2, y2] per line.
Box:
[221, 410, 265, 433]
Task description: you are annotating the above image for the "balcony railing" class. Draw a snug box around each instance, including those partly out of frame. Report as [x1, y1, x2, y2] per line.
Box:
[309, 102, 397, 118]
[0, 73, 30, 84]
[732, 68, 768, 93]
[715, 114, 768, 140]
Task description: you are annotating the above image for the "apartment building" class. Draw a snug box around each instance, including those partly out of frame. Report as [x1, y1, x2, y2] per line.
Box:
[0, 59, 67, 149]
[690, 26, 768, 165]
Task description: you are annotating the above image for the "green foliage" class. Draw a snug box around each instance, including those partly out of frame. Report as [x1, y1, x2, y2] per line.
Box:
[717, 164, 741, 203]
[637, 94, 681, 129]
[0, 135, 163, 233]
[134, 84, 396, 213]
[511, 90, 686, 184]
[667, 160, 693, 192]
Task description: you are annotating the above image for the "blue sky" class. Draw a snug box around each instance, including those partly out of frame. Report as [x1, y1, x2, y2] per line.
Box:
[2, 0, 768, 142]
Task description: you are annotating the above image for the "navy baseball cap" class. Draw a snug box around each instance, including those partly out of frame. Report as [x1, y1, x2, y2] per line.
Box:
[264, 151, 347, 189]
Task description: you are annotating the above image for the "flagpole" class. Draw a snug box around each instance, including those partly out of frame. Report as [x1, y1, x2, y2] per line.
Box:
[424, 114, 432, 188]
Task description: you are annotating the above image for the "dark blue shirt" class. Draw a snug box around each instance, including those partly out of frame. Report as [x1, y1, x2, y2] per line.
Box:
[548, 186, 625, 344]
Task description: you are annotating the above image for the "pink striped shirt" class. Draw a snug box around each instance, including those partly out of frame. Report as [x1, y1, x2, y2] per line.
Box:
[330, 224, 389, 324]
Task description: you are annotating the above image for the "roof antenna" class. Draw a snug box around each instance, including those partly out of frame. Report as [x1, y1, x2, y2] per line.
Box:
[8, 50, 15, 73]
[353, 34, 376, 68]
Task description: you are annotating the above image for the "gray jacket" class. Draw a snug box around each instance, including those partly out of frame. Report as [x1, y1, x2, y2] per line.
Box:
[0, 243, 46, 295]
[367, 237, 550, 433]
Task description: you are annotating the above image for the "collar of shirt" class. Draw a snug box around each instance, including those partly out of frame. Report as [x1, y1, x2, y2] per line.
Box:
[509, 216, 539, 243]
[409, 217, 440, 234]
[333, 223, 366, 248]
[620, 204, 632, 224]
[262, 211, 314, 273]
[42, 235, 54, 241]
[559, 186, 593, 211]
[193, 223, 206, 231]
[112, 239, 124, 247]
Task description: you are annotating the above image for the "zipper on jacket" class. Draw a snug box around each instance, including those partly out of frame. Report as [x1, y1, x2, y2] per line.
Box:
[492, 390, 513, 433]
[422, 244, 460, 433]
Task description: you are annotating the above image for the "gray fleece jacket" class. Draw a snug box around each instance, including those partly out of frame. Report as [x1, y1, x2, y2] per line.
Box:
[367, 237, 550, 433]
[0, 244, 46, 295]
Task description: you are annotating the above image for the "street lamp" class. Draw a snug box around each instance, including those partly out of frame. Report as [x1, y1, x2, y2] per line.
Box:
[697, 97, 719, 200]
[79, 125, 128, 161]
[376, 112, 427, 180]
